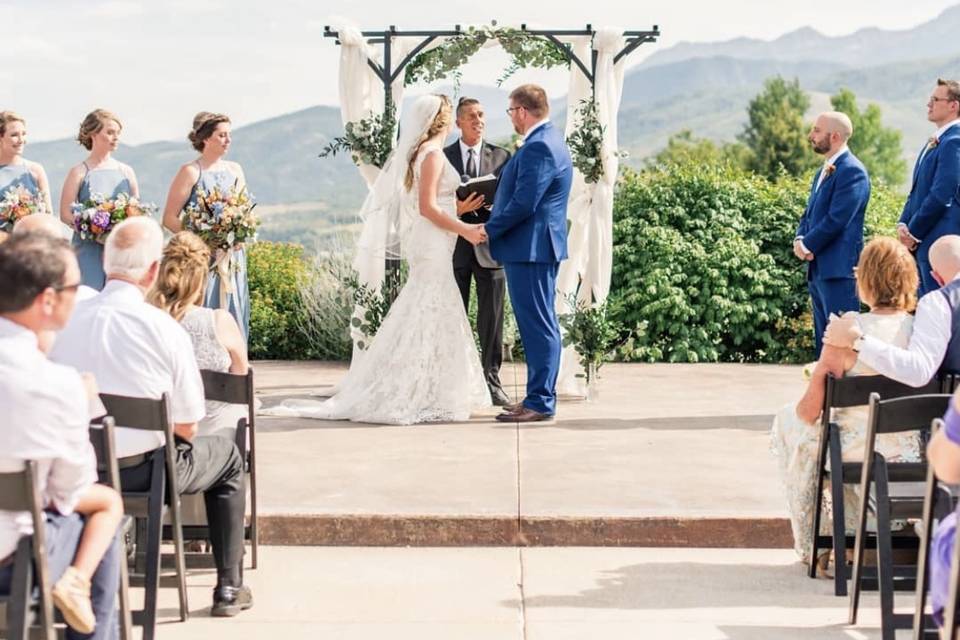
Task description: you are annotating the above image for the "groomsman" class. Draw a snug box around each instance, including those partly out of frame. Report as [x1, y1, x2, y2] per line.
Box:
[898, 78, 960, 295]
[795, 111, 870, 358]
[444, 98, 512, 406]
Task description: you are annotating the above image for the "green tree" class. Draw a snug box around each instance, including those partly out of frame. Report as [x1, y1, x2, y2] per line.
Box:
[648, 130, 750, 170]
[739, 76, 818, 180]
[830, 88, 907, 187]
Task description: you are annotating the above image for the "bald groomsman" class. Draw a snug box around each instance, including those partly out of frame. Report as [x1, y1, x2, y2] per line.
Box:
[795, 111, 871, 358]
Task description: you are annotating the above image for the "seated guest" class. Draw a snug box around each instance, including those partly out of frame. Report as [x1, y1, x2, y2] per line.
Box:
[49, 217, 253, 617]
[772, 237, 920, 567]
[824, 234, 960, 384]
[146, 231, 248, 440]
[0, 232, 122, 639]
[926, 389, 960, 631]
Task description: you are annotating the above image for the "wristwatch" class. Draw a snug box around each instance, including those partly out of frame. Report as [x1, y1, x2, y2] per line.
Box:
[852, 335, 865, 353]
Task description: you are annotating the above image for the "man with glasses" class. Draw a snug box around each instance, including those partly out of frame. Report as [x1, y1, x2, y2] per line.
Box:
[0, 232, 122, 640]
[898, 78, 960, 295]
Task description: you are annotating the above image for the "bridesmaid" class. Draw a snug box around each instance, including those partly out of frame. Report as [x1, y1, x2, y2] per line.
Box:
[59, 109, 139, 290]
[163, 112, 249, 339]
[0, 111, 54, 218]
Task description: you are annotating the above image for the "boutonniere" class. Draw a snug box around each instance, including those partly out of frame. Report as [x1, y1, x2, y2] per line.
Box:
[928, 136, 940, 150]
[514, 139, 524, 149]
[824, 164, 836, 177]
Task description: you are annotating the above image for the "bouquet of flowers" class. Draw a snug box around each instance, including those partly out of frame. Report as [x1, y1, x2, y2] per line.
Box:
[0, 185, 49, 232]
[71, 193, 157, 243]
[179, 181, 258, 253]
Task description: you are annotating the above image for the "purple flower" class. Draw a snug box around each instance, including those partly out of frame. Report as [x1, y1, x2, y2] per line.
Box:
[91, 209, 111, 230]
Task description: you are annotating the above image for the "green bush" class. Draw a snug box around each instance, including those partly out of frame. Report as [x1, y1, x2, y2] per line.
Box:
[610, 162, 905, 363]
[248, 242, 318, 360]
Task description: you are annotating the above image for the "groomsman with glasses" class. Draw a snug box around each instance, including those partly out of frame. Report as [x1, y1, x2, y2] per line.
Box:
[898, 78, 960, 296]
[444, 98, 512, 406]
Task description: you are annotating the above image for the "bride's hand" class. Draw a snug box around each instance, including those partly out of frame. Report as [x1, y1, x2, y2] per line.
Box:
[461, 224, 487, 246]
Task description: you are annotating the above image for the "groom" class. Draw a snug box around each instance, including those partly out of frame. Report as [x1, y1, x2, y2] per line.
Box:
[483, 84, 573, 423]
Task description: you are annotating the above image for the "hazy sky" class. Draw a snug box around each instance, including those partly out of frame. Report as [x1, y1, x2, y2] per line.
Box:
[6, 0, 958, 144]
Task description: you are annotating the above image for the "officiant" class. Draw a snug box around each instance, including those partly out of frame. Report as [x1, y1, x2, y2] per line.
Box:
[444, 97, 512, 406]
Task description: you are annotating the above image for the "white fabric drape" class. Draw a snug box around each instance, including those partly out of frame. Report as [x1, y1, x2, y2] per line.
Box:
[555, 28, 626, 396]
[329, 24, 628, 392]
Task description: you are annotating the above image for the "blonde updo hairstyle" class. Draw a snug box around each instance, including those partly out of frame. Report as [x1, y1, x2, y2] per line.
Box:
[189, 112, 231, 152]
[855, 236, 919, 312]
[146, 231, 211, 322]
[404, 95, 452, 192]
[0, 111, 25, 137]
[77, 109, 122, 150]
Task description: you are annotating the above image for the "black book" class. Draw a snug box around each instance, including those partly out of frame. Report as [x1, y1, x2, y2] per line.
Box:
[456, 174, 498, 205]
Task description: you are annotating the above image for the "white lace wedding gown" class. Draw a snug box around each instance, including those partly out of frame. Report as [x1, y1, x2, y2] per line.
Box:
[264, 144, 491, 425]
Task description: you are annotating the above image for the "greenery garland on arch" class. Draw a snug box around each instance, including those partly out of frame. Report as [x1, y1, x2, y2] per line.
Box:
[404, 25, 571, 89]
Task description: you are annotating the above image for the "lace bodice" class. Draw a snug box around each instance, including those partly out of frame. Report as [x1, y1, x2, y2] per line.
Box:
[181, 307, 231, 373]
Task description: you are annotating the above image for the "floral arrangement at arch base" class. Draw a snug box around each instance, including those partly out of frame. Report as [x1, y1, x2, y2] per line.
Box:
[558, 292, 625, 400]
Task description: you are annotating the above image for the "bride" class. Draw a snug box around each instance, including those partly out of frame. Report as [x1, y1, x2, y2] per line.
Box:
[264, 94, 492, 424]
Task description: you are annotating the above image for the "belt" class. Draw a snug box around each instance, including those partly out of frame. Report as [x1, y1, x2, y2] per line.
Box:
[117, 452, 151, 470]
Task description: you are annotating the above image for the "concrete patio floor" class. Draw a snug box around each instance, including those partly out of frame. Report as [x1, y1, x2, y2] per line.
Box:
[252, 361, 803, 546]
[153, 546, 900, 640]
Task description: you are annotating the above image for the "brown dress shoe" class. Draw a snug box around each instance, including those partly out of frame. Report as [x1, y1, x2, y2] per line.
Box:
[501, 402, 524, 414]
[495, 407, 553, 423]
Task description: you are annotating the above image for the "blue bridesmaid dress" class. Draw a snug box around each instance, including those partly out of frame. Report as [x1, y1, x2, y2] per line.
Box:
[187, 163, 250, 340]
[73, 162, 132, 290]
[0, 162, 40, 201]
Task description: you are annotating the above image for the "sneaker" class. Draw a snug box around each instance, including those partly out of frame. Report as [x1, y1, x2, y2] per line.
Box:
[211, 584, 254, 617]
[53, 566, 95, 634]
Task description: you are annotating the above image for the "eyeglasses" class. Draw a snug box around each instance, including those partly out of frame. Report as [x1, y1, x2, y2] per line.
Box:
[52, 281, 82, 293]
[505, 106, 523, 115]
[929, 96, 958, 105]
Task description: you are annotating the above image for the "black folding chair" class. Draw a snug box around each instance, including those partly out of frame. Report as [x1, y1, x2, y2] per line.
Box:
[913, 418, 956, 640]
[99, 393, 188, 640]
[88, 416, 134, 640]
[177, 368, 258, 569]
[848, 393, 951, 639]
[809, 373, 941, 596]
[0, 461, 55, 640]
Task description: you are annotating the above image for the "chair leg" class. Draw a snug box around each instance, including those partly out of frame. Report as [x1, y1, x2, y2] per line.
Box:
[8, 541, 32, 640]
[250, 460, 258, 571]
[875, 475, 896, 640]
[118, 537, 134, 640]
[848, 467, 873, 624]
[808, 433, 830, 579]
[170, 497, 190, 622]
[140, 500, 163, 640]
[828, 431, 848, 597]
[913, 482, 940, 640]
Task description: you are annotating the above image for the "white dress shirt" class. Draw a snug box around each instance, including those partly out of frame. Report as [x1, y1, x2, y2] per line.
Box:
[49, 280, 206, 457]
[458, 139, 483, 178]
[856, 280, 956, 387]
[0, 318, 96, 561]
[523, 118, 550, 141]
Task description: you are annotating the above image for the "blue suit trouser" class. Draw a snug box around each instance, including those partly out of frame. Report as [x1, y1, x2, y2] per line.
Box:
[809, 276, 859, 359]
[0, 512, 120, 640]
[916, 250, 940, 298]
[504, 261, 561, 415]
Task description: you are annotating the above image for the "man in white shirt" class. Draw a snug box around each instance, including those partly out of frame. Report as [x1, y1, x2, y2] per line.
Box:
[897, 78, 960, 295]
[50, 218, 253, 617]
[824, 234, 960, 385]
[442, 98, 512, 406]
[0, 232, 120, 640]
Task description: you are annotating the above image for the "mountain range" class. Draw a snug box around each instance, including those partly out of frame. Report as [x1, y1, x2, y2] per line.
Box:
[24, 4, 960, 245]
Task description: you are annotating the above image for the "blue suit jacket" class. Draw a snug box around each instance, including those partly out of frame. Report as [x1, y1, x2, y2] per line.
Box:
[485, 122, 572, 263]
[899, 125, 960, 262]
[796, 150, 870, 280]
